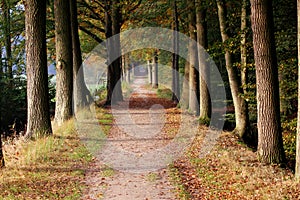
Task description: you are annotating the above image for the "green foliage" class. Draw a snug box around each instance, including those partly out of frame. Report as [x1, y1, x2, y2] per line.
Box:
[199, 117, 210, 126]
[0, 76, 27, 134]
[157, 87, 173, 100]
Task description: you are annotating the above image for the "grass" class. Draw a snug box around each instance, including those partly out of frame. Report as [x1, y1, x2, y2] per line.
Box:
[0, 119, 93, 199]
[170, 130, 300, 199]
[156, 86, 173, 100]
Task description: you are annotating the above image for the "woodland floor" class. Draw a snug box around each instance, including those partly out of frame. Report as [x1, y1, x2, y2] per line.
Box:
[1, 77, 300, 199]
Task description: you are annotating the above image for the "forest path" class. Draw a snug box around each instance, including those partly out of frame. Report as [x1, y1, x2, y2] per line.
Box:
[82, 77, 181, 200]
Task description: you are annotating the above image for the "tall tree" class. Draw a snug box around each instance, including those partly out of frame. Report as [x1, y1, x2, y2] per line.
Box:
[188, 0, 200, 115]
[70, 0, 91, 112]
[105, 0, 123, 105]
[54, 0, 73, 125]
[295, 0, 300, 180]
[181, 58, 190, 109]
[172, 0, 180, 103]
[2, 0, 12, 79]
[217, 0, 248, 138]
[25, 0, 52, 137]
[152, 50, 158, 88]
[250, 0, 285, 164]
[196, 0, 211, 120]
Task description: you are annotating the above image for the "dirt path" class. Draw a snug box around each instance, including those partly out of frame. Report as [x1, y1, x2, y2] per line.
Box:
[82, 77, 182, 200]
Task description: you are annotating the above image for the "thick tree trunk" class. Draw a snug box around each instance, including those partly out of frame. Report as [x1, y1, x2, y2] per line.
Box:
[54, 0, 73, 125]
[70, 0, 91, 112]
[295, 0, 300, 179]
[105, 0, 123, 105]
[152, 51, 158, 88]
[250, 0, 285, 164]
[2, 0, 12, 79]
[172, 0, 180, 103]
[217, 0, 248, 138]
[188, 0, 200, 115]
[25, 0, 52, 137]
[196, 0, 211, 120]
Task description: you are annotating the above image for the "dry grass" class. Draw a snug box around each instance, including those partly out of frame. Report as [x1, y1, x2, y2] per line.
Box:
[0, 119, 93, 199]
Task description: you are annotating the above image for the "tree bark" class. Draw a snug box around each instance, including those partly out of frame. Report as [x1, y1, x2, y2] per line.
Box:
[250, 0, 285, 164]
[181, 60, 190, 109]
[196, 0, 211, 119]
[188, 0, 200, 115]
[295, 0, 300, 180]
[105, 0, 123, 105]
[70, 0, 92, 112]
[54, 0, 73, 125]
[217, 0, 248, 138]
[172, 0, 180, 103]
[25, 0, 52, 137]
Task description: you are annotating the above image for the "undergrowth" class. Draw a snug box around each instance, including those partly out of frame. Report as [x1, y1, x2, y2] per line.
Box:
[0, 119, 93, 199]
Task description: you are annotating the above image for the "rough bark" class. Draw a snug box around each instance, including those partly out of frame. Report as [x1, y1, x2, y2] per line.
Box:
[217, 0, 248, 138]
[70, 0, 92, 112]
[172, 0, 180, 103]
[196, 0, 211, 119]
[25, 0, 52, 137]
[54, 0, 73, 125]
[188, 0, 200, 115]
[105, 0, 123, 105]
[295, 0, 300, 179]
[250, 0, 285, 164]
[152, 51, 158, 88]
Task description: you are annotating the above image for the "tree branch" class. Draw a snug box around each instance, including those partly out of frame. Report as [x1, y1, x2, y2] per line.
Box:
[79, 26, 103, 44]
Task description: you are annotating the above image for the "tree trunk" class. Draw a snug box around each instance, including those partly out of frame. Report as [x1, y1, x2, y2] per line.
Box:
[217, 0, 248, 138]
[188, 0, 200, 115]
[250, 0, 285, 164]
[111, 0, 123, 102]
[295, 0, 300, 179]
[2, 0, 12, 79]
[172, 0, 180, 103]
[180, 60, 190, 109]
[70, 0, 91, 112]
[241, 0, 248, 95]
[125, 54, 131, 83]
[54, 0, 73, 125]
[196, 0, 211, 120]
[25, 0, 52, 137]
[105, 0, 123, 105]
[0, 134, 4, 168]
[152, 51, 158, 88]
[147, 60, 152, 84]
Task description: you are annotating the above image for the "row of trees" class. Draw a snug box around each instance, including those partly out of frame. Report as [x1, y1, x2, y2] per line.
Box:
[0, 0, 300, 181]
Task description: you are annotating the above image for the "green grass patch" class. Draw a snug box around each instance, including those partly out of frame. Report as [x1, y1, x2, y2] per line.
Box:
[157, 86, 173, 100]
